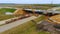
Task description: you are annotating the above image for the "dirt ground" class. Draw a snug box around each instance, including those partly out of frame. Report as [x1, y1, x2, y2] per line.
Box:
[37, 20, 60, 34]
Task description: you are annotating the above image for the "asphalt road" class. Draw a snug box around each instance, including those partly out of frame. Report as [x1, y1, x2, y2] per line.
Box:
[0, 16, 37, 33]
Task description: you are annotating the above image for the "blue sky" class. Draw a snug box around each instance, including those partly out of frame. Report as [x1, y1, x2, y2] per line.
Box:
[0, 0, 60, 4]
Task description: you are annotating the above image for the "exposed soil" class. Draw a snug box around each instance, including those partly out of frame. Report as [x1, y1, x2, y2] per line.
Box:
[37, 21, 60, 34]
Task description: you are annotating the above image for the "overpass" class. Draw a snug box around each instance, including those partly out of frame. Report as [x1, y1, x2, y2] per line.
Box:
[23, 9, 60, 16]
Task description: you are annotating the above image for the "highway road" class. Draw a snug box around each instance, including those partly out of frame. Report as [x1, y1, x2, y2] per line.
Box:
[0, 16, 37, 33]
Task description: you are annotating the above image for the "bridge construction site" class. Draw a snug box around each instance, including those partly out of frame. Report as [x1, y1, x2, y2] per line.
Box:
[0, 6, 60, 34]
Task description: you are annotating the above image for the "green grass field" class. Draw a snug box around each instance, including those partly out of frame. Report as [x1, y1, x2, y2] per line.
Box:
[0, 8, 16, 21]
[0, 15, 50, 34]
[0, 15, 15, 21]
[33, 15, 45, 22]
[0, 8, 16, 13]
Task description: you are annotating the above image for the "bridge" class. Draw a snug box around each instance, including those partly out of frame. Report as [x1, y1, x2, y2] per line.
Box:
[23, 9, 60, 16]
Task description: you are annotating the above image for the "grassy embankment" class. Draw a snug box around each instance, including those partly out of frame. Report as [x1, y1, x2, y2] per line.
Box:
[56, 8, 60, 11]
[1, 15, 50, 34]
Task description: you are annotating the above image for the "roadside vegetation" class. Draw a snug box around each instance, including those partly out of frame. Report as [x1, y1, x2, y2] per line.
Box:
[0, 15, 50, 34]
[33, 15, 45, 22]
[0, 15, 15, 21]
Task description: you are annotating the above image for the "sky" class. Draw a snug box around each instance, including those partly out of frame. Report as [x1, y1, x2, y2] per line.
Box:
[0, 0, 60, 4]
